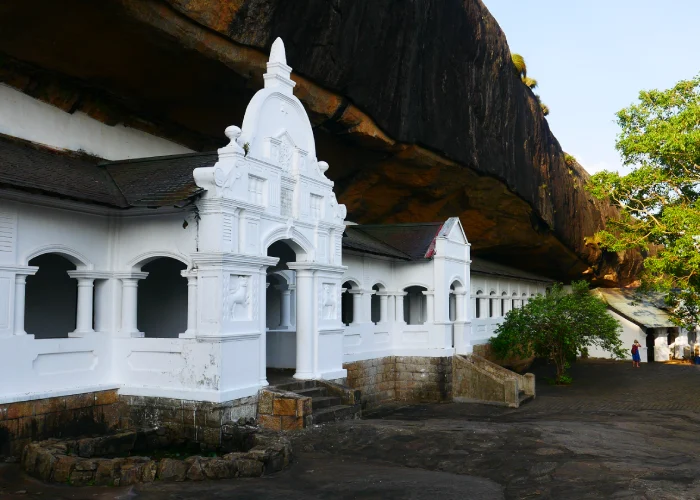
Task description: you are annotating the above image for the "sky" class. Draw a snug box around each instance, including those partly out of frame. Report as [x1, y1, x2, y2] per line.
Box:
[482, 0, 700, 175]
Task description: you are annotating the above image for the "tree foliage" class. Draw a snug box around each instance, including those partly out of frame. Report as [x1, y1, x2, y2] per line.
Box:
[587, 75, 700, 328]
[490, 282, 623, 383]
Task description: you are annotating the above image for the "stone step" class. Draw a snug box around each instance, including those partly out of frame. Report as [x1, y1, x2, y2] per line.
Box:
[311, 396, 342, 410]
[312, 404, 361, 425]
[295, 387, 328, 398]
[273, 380, 318, 392]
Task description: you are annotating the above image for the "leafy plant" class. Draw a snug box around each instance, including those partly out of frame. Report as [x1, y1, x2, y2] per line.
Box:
[564, 153, 577, 167]
[490, 281, 623, 384]
[243, 142, 250, 157]
[587, 74, 700, 329]
[522, 77, 538, 89]
[512, 53, 527, 77]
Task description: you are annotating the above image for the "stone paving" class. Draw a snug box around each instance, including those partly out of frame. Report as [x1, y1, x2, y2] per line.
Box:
[2, 360, 700, 499]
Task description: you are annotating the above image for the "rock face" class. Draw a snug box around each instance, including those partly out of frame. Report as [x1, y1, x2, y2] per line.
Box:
[0, 0, 642, 284]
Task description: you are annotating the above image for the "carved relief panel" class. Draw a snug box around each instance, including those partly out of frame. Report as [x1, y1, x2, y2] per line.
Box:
[223, 274, 252, 321]
[319, 283, 338, 320]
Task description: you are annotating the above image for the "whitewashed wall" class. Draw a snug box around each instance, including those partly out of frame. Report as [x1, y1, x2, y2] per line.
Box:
[469, 274, 549, 346]
[340, 218, 471, 362]
[0, 83, 193, 160]
[587, 309, 647, 362]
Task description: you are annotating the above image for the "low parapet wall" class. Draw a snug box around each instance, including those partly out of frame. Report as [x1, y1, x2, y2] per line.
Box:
[452, 354, 535, 408]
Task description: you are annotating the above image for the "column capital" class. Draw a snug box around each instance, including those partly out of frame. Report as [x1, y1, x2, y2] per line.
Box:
[451, 290, 468, 296]
[115, 272, 149, 282]
[2, 266, 38, 277]
[421, 290, 435, 296]
[181, 269, 198, 279]
[274, 284, 290, 292]
[67, 271, 112, 280]
[347, 289, 364, 295]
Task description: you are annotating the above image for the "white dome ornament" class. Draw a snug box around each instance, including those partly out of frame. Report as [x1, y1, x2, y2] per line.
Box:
[223, 126, 245, 155]
[317, 161, 329, 177]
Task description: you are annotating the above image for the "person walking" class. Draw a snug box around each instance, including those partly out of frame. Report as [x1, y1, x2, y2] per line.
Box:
[631, 340, 641, 368]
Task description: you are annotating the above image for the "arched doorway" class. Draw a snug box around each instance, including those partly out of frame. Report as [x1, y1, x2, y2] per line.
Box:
[266, 240, 299, 381]
[25, 253, 78, 338]
[137, 257, 188, 338]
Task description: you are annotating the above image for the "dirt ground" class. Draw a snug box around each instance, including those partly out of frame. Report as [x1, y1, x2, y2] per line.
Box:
[3, 360, 700, 499]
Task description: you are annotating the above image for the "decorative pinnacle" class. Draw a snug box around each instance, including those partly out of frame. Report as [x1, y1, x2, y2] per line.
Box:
[269, 37, 287, 65]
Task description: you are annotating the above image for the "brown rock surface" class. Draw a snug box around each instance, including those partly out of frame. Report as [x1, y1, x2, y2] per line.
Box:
[0, 0, 642, 283]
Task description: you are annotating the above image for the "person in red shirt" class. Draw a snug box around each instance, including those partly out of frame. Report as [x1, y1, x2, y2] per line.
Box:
[631, 340, 641, 368]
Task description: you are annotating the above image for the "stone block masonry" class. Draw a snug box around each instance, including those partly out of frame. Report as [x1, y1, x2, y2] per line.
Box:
[257, 389, 312, 431]
[0, 390, 121, 459]
[345, 357, 453, 409]
[121, 395, 258, 450]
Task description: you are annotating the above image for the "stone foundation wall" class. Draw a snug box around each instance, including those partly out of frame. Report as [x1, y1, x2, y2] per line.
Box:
[120, 395, 258, 450]
[344, 356, 453, 409]
[0, 390, 121, 459]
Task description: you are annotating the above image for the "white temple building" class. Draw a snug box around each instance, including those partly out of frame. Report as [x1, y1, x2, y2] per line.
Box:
[0, 39, 552, 406]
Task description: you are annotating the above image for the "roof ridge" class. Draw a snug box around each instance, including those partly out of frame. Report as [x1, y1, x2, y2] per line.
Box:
[99, 150, 218, 167]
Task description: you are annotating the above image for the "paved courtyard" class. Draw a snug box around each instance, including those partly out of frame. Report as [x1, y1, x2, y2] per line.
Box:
[3, 360, 700, 499]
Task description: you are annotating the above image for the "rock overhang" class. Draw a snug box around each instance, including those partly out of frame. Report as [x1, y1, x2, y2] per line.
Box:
[0, 0, 642, 284]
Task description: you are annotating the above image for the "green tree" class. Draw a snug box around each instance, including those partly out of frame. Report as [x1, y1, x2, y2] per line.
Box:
[587, 74, 700, 328]
[490, 282, 623, 384]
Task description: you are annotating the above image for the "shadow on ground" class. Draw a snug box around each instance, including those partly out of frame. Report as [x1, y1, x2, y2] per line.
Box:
[3, 360, 700, 499]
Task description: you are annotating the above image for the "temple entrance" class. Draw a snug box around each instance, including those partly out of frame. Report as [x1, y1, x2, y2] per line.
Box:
[646, 332, 655, 363]
[266, 240, 298, 384]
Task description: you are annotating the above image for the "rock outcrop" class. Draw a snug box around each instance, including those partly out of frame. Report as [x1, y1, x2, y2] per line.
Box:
[0, 0, 642, 284]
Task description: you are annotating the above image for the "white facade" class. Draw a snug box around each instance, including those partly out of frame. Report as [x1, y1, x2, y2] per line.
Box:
[0, 39, 552, 406]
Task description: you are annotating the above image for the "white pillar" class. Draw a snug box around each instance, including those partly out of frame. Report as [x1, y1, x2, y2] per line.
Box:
[455, 291, 467, 322]
[294, 268, 315, 379]
[423, 290, 435, 324]
[13, 274, 32, 336]
[181, 271, 198, 337]
[278, 286, 292, 329]
[350, 290, 363, 325]
[72, 278, 95, 336]
[118, 273, 147, 337]
[379, 294, 389, 323]
[395, 293, 406, 324]
[387, 293, 396, 324]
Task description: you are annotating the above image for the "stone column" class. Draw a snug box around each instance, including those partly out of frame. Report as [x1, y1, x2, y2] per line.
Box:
[278, 285, 292, 329]
[293, 268, 315, 379]
[395, 292, 407, 324]
[118, 273, 148, 337]
[349, 290, 363, 325]
[379, 294, 389, 324]
[181, 271, 198, 337]
[72, 278, 95, 336]
[423, 290, 435, 324]
[13, 273, 33, 336]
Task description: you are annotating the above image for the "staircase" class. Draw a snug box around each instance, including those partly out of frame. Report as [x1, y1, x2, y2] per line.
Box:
[273, 380, 361, 425]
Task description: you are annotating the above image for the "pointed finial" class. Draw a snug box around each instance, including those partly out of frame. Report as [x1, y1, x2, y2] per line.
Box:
[269, 37, 287, 65]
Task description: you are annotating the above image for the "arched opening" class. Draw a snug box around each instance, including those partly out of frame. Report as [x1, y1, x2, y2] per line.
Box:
[137, 257, 188, 338]
[522, 292, 528, 306]
[449, 283, 457, 322]
[266, 274, 283, 330]
[475, 290, 483, 318]
[266, 240, 299, 379]
[341, 281, 357, 326]
[26, 253, 78, 338]
[489, 291, 497, 318]
[371, 284, 383, 324]
[512, 291, 518, 309]
[404, 286, 427, 325]
[501, 291, 508, 317]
